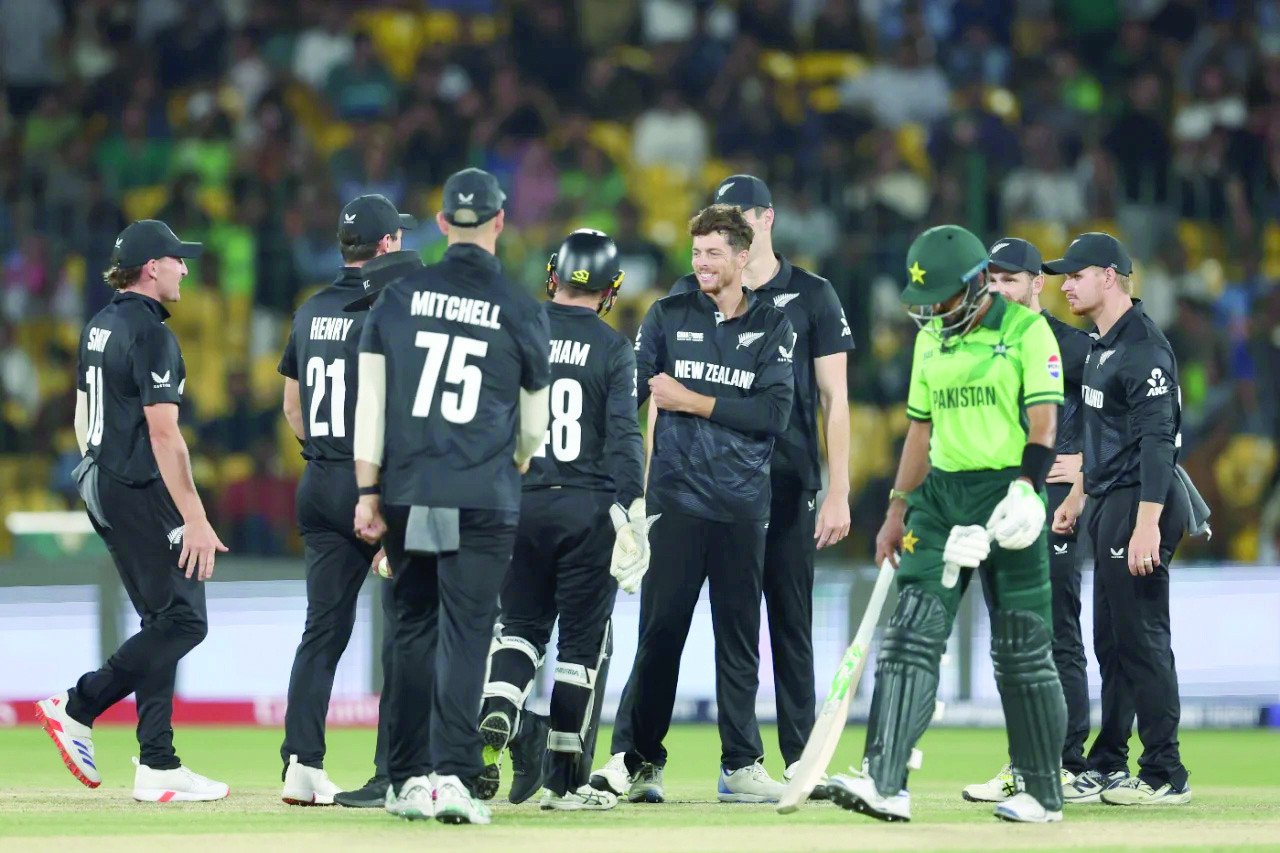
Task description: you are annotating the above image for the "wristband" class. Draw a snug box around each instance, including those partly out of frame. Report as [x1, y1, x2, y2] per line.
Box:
[1019, 443, 1054, 491]
[888, 488, 911, 504]
[358, 484, 382, 497]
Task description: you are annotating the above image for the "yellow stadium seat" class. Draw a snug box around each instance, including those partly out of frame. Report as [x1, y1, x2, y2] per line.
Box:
[315, 120, 356, 159]
[197, 186, 232, 220]
[895, 123, 931, 178]
[219, 453, 256, 487]
[421, 10, 461, 46]
[1008, 220, 1067, 261]
[469, 15, 500, 43]
[123, 185, 170, 222]
[759, 50, 798, 82]
[587, 122, 634, 169]
[1177, 220, 1224, 269]
[350, 9, 424, 80]
[984, 87, 1020, 125]
[808, 85, 843, 113]
[796, 51, 868, 84]
[1214, 434, 1277, 509]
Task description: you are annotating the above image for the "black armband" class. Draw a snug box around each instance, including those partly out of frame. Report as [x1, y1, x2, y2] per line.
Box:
[1019, 442, 1055, 491]
[358, 484, 382, 497]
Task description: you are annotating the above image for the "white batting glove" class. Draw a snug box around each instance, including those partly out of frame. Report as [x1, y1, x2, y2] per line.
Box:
[943, 524, 990, 569]
[985, 480, 1047, 551]
[609, 498, 660, 594]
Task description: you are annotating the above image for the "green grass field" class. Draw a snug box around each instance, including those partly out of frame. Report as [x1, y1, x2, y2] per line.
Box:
[2, 724, 1278, 851]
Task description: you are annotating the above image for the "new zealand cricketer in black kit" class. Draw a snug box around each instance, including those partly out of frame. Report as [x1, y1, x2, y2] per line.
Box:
[36, 220, 230, 803]
[668, 176, 854, 776]
[604, 205, 795, 805]
[276, 193, 417, 807]
[352, 168, 551, 825]
[479, 229, 644, 811]
[1051, 233, 1193, 806]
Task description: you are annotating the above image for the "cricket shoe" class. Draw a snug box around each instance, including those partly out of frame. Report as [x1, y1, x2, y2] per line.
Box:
[386, 775, 435, 820]
[718, 761, 786, 803]
[281, 754, 342, 805]
[540, 784, 618, 811]
[628, 762, 665, 803]
[994, 792, 1063, 823]
[508, 712, 549, 805]
[334, 774, 390, 808]
[783, 762, 832, 801]
[132, 758, 229, 802]
[962, 763, 1015, 803]
[477, 705, 513, 801]
[827, 771, 911, 822]
[434, 774, 492, 825]
[1063, 769, 1130, 804]
[1100, 777, 1192, 806]
[590, 752, 632, 796]
[35, 692, 100, 788]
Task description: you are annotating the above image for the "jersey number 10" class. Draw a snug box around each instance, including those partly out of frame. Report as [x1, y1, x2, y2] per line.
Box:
[85, 366, 106, 447]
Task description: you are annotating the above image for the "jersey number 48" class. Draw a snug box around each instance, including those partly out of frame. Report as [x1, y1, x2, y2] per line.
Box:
[535, 377, 583, 462]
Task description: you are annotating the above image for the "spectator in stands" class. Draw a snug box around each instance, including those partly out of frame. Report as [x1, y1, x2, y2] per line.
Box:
[325, 32, 397, 121]
[218, 437, 297, 556]
[0, 0, 65, 117]
[632, 87, 708, 183]
[839, 40, 951, 129]
[293, 0, 354, 90]
[1000, 123, 1086, 226]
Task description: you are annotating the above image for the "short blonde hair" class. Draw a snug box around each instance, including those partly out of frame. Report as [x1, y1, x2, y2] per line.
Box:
[1117, 273, 1133, 295]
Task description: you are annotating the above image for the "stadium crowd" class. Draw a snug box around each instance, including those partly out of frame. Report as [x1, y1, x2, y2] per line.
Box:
[0, 0, 1276, 561]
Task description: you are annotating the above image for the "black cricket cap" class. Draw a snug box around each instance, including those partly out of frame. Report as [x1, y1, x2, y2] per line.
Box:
[1043, 232, 1133, 276]
[713, 174, 772, 210]
[111, 220, 203, 267]
[344, 250, 424, 312]
[338, 194, 417, 244]
[988, 237, 1043, 274]
[442, 168, 506, 226]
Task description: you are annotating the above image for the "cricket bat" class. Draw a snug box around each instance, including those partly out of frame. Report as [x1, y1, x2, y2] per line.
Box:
[777, 558, 896, 814]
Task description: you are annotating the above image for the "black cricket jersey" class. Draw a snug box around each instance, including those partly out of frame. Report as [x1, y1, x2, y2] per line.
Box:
[637, 287, 795, 523]
[77, 291, 186, 486]
[1041, 310, 1092, 455]
[1081, 300, 1181, 502]
[670, 255, 852, 490]
[359, 243, 551, 512]
[523, 302, 644, 506]
[278, 267, 368, 461]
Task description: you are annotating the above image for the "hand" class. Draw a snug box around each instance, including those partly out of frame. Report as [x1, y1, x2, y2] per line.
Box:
[1047, 453, 1083, 485]
[178, 516, 228, 581]
[943, 524, 990, 569]
[1052, 492, 1085, 535]
[609, 498, 660, 593]
[648, 373, 693, 412]
[515, 456, 531, 474]
[354, 495, 387, 545]
[370, 547, 391, 578]
[875, 504, 906, 569]
[985, 479, 1046, 551]
[1127, 522, 1162, 576]
[815, 491, 851, 549]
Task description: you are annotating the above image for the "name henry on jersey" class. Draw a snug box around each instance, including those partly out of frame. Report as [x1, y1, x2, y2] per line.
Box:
[673, 359, 755, 390]
[410, 290, 502, 330]
[550, 338, 590, 366]
[310, 316, 355, 341]
[931, 384, 997, 410]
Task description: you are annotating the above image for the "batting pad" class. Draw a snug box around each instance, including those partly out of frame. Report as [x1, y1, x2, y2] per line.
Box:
[992, 609, 1068, 811]
[864, 587, 949, 796]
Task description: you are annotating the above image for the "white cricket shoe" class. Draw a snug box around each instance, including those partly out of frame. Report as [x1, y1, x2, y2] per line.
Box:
[1100, 777, 1192, 806]
[1064, 769, 1129, 804]
[540, 784, 619, 811]
[589, 752, 632, 796]
[132, 758, 229, 802]
[281, 754, 342, 806]
[386, 775, 435, 820]
[718, 762, 786, 803]
[784, 761, 832, 801]
[995, 791, 1063, 823]
[35, 692, 100, 788]
[827, 771, 912, 822]
[434, 774, 492, 825]
[962, 763, 1015, 803]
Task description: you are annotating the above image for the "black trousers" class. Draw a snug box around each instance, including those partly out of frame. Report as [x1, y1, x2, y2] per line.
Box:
[612, 509, 767, 770]
[1085, 483, 1188, 788]
[383, 504, 517, 788]
[975, 483, 1093, 773]
[281, 460, 391, 771]
[67, 474, 208, 770]
[763, 479, 818, 766]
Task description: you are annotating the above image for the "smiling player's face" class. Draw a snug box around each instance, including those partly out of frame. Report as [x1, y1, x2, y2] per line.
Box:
[691, 232, 746, 295]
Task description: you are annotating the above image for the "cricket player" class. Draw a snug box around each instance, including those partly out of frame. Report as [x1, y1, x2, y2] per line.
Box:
[827, 225, 1068, 824]
[962, 237, 1104, 803]
[478, 229, 646, 811]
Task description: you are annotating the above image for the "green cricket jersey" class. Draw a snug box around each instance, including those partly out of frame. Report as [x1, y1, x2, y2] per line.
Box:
[905, 295, 1064, 472]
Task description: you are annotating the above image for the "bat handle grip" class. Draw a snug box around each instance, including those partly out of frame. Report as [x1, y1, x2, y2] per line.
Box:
[941, 560, 960, 588]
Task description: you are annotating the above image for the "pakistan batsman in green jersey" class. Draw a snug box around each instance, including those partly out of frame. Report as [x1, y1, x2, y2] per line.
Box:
[827, 225, 1069, 824]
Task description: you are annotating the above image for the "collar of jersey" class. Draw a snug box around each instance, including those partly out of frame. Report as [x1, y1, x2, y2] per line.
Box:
[978, 293, 1007, 330]
[1096, 298, 1146, 347]
[752, 254, 793, 292]
[444, 242, 501, 272]
[546, 301, 596, 316]
[334, 266, 365, 289]
[112, 290, 170, 321]
[697, 286, 755, 321]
